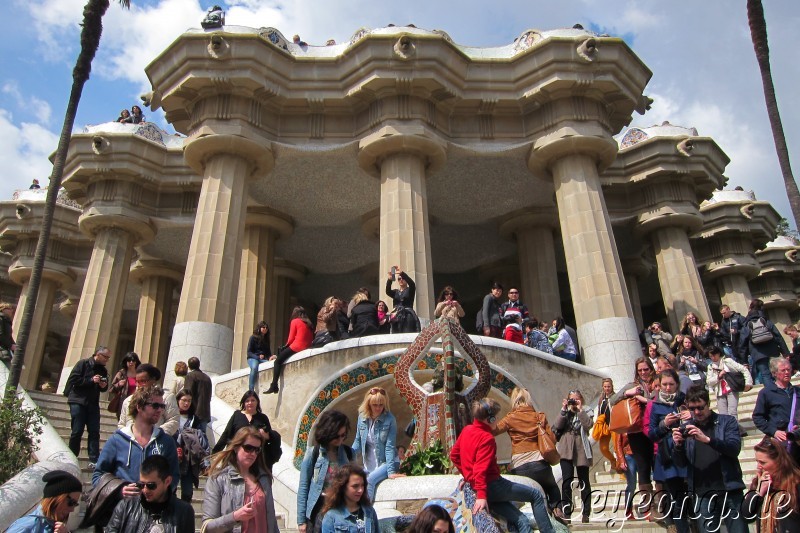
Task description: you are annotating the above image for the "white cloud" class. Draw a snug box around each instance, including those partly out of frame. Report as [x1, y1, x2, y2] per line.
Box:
[2, 82, 52, 125]
[0, 109, 59, 194]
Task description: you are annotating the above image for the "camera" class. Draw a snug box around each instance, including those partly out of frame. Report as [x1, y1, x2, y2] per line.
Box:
[567, 398, 578, 406]
[679, 419, 694, 437]
[390, 266, 396, 280]
[100, 376, 108, 383]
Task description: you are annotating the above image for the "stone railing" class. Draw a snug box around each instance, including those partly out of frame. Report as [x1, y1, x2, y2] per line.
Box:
[10, 187, 83, 210]
[0, 363, 81, 531]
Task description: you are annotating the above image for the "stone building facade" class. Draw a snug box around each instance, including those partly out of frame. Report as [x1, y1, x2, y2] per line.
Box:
[0, 24, 797, 391]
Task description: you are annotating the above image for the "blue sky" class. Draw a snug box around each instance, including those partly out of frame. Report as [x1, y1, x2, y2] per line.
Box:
[3, 0, 800, 227]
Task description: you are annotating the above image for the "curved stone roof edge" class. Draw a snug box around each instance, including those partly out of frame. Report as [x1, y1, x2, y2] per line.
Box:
[185, 24, 606, 60]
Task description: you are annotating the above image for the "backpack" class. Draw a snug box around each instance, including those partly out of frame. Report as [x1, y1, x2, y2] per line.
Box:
[749, 317, 774, 345]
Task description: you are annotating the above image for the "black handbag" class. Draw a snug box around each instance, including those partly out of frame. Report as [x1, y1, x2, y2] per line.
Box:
[724, 369, 746, 392]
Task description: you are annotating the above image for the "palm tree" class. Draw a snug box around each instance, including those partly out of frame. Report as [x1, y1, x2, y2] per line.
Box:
[747, 0, 800, 228]
[5, 0, 130, 397]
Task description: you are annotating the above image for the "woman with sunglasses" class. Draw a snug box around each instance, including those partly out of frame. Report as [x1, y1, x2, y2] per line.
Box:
[109, 351, 140, 419]
[212, 391, 282, 470]
[610, 357, 657, 519]
[298, 410, 354, 533]
[203, 426, 280, 533]
[434, 286, 465, 320]
[320, 463, 380, 533]
[351, 387, 405, 501]
[7, 470, 83, 533]
[552, 389, 593, 523]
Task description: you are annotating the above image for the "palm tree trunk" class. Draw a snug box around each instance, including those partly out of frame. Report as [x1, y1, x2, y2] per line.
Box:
[747, 0, 800, 229]
[5, 0, 113, 397]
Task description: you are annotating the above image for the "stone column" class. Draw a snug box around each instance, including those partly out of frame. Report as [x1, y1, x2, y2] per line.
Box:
[166, 135, 274, 383]
[529, 138, 641, 386]
[130, 260, 183, 373]
[232, 208, 293, 371]
[716, 274, 752, 319]
[499, 210, 562, 320]
[9, 256, 76, 390]
[58, 221, 153, 390]
[650, 226, 711, 333]
[270, 259, 307, 350]
[621, 254, 653, 334]
[358, 126, 447, 321]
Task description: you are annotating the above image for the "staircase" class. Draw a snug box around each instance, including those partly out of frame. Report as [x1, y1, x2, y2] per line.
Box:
[25, 391, 209, 531]
[569, 383, 777, 532]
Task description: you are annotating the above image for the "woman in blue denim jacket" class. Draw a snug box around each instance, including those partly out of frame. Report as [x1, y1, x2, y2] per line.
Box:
[298, 410, 354, 533]
[320, 464, 380, 533]
[351, 387, 404, 500]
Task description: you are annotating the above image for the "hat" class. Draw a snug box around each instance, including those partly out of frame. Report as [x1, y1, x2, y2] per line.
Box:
[42, 470, 82, 498]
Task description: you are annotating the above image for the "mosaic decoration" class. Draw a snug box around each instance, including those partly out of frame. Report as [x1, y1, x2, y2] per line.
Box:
[513, 30, 542, 53]
[133, 123, 165, 146]
[396, 318, 492, 456]
[292, 326, 519, 468]
[258, 27, 290, 52]
[619, 127, 648, 149]
[349, 27, 370, 47]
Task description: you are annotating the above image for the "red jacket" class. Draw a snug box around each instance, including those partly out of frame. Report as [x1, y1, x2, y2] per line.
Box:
[504, 324, 523, 344]
[450, 419, 500, 499]
[287, 318, 313, 352]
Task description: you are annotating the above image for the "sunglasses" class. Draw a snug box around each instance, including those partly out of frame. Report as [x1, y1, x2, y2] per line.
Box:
[66, 496, 80, 507]
[136, 481, 159, 490]
[686, 405, 707, 412]
[241, 444, 262, 454]
[369, 388, 386, 395]
[145, 402, 167, 410]
[508, 291, 519, 294]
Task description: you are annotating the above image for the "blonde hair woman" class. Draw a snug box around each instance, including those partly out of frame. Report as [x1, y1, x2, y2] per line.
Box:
[493, 387, 565, 523]
[352, 387, 405, 500]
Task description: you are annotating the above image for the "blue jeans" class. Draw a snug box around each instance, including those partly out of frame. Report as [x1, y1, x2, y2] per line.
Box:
[753, 358, 772, 386]
[693, 490, 748, 533]
[486, 476, 554, 533]
[247, 357, 260, 391]
[365, 460, 398, 501]
[558, 352, 577, 362]
[68, 402, 100, 462]
[623, 455, 637, 512]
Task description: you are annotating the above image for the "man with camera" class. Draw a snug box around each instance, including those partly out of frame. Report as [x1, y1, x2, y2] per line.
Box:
[670, 386, 748, 533]
[647, 322, 674, 357]
[64, 346, 110, 469]
[751, 357, 800, 466]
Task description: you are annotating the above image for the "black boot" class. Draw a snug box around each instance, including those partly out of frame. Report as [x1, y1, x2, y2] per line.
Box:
[263, 384, 279, 394]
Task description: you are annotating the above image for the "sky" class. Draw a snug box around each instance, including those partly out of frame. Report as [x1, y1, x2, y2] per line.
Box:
[2, 0, 799, 226]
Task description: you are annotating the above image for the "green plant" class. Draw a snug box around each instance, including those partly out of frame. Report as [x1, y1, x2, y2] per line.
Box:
[0, 389, 44, 484]
[399, 439, 453, 476]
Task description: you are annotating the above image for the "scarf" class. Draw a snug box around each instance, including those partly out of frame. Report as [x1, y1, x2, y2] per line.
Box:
[377, 310, 387, 322]
[658, 391, 677, 404]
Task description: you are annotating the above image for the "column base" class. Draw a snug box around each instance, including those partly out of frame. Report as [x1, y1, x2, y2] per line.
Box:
[164, 321, 233, 388]
[577, 317, 641, 387]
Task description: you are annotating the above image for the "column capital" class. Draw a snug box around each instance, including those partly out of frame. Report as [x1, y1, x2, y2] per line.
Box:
[498, 207, 559, 240]
[79, 209, 156, 246]
[527, 123, 618, 177]
[129, 259, 185, 285]
[8, 258, 76, 291]
[273, 258, 307, 284]
[245, 206, 294, 239]
[358, 125, 447, 178]
[184, 133, 274, 180]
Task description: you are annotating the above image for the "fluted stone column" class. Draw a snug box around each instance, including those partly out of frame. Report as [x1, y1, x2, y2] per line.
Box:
[717, 274, 752, 319]
[130, 260, 183, 373]
[59, 225, 148, 390]
[232, 208, 293, 371]
[166, 135, 274, 383]
[270, 259, 307, 350]
[499, 211, 562, 320]
[651, 226, 711, 332]
[530, 137, 641, 386]
[10, 258, 75, 390]
[359, 126, 446, 320]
